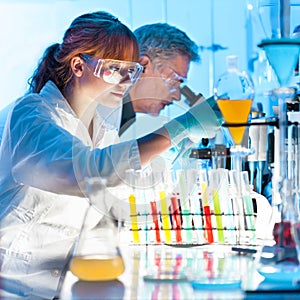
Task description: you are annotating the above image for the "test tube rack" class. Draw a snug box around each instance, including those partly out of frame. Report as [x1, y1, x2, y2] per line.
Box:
[124, 169, 257, 247]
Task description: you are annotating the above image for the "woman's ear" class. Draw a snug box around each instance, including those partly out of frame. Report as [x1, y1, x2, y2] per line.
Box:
[70, 56, 84, 77]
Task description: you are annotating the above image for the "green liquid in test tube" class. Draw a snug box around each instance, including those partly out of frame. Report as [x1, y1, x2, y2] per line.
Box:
[218, 168, 236, 244]
[229, 169, 245, 244]
[241, 171, 256, 242]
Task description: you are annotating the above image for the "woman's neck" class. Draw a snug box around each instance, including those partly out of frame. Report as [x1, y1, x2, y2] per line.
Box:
[63, 85, 98, 138]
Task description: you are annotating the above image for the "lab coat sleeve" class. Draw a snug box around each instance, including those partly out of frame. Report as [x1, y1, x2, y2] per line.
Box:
[7, 96, 141, 196]
[0, 102, 13, 146]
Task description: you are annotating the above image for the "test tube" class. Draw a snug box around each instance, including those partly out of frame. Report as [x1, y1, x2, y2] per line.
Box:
[150, 201, 161, 244]
[170, 194, 182, 243]
[177, 169, 193, 244]
[217, 168, 236, 244]
[152, 171, 172, 244]
[229, 170, 245, 245]
[257, 122, 268, 194]
[190, 170, 205, 244]
[241, 171, 256, 244]
[208, 169, 225, 243]
[126, 169, 140, 244]
[159, 190, 172, 244]
[186, 168, 202, 243]
[200, 169, 214, 243]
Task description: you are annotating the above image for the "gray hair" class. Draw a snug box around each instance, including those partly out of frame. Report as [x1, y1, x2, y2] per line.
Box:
[134, 23, 200, 64]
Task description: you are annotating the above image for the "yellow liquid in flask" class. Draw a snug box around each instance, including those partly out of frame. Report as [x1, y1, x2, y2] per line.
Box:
[217, 99, 252, 145]
[70, 255, 125, 281]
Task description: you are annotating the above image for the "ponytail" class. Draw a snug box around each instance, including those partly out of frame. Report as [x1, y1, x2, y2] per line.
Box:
[28, 43, 63, 93]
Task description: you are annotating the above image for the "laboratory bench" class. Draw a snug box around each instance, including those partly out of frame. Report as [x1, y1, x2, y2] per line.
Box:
[59, 242, 300, 300]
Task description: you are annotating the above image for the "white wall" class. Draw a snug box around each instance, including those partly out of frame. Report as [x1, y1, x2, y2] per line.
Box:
[0, 0, 275, 114]
[0, 1, 131, 109]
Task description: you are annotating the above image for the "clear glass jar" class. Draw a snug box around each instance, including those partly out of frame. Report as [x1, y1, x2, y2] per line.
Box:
[69, 178, 125, 281]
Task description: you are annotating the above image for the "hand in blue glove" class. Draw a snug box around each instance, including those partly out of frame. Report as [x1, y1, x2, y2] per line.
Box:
[164, 96, 223, 146]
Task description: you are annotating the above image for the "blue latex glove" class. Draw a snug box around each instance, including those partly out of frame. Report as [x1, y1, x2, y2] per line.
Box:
[164, 97, 223, 146]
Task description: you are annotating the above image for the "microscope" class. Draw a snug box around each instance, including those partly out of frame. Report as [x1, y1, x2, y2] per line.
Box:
[180, 85, 230, 170]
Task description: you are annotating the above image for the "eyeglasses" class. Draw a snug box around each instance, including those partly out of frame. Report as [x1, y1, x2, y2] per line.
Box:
[159, 66, 187, 93]
[82, 55, 143, 85]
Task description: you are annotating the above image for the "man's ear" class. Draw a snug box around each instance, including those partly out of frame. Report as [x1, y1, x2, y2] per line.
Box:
[70, 56, 84, 77]
[139, 56, 152, 73]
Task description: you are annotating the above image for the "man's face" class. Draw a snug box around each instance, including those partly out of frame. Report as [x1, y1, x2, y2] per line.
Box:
[129, 55, 190, 116]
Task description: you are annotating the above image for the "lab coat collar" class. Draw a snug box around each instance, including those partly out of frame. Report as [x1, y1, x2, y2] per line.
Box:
[40, 81, 77, 117]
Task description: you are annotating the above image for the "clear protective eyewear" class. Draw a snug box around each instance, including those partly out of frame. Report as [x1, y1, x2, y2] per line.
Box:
[159, 66, 187, 93]
[83, 55, 143, 85]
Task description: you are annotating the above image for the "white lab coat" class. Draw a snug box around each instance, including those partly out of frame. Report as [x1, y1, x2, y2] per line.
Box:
[0, 81, 141, 299]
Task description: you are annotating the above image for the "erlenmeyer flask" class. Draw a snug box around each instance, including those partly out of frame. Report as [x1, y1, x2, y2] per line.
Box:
[69, 178, 125, 281]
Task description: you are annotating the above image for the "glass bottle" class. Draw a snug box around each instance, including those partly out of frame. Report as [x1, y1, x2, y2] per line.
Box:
[69, 178, 125, 281]
[214, 56, 255, 246]
[214, 55, 254, 154]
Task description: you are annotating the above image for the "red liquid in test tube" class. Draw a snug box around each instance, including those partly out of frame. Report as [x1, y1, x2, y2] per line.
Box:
[150, 201, 161, 243]
[171, 196, 182, 243]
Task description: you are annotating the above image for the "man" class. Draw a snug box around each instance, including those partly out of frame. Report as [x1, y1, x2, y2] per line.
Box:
[118, 23, 221, 168]
[119, 22, 201, 139]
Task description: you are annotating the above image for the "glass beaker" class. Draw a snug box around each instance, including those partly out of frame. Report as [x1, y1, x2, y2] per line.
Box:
[69, 177, 125, 281]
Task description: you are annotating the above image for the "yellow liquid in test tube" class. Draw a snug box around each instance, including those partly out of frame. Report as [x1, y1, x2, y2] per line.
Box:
[160, 191, 172, 243]
[129, 194, 140, 243]
[70, 255, 125, 281]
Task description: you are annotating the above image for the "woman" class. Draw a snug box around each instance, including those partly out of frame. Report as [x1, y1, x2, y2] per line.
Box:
[0, 11, 221, 299]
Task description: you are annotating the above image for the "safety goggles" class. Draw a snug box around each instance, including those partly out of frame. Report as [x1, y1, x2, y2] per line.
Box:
[83, 55, 143, 85]
[159, 66, 187, 93]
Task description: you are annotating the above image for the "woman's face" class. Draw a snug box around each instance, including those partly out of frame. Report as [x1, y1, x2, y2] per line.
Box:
[82, 51, 142, 108]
